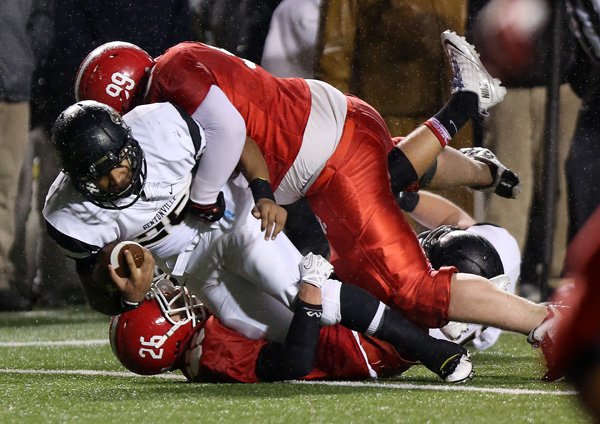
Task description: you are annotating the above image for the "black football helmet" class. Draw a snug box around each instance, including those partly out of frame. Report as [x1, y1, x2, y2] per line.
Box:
[51, 100, 146, 209]
[418, 225, 504, 279]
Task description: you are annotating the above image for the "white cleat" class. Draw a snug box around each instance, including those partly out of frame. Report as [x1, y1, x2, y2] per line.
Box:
[441, 352, 474, 384]
[441, 30, 507, 115]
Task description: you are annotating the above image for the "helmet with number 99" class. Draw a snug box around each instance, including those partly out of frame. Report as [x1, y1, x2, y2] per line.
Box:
[418, 225, 504, 279]
[75, 41, 154, 114]
[51, 100, 147, 209]
[109, 278, 208, 375]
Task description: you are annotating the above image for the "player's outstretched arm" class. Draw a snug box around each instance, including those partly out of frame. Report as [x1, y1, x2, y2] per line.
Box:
[255, 254, 327, 381]
[399, 190, 476, 230]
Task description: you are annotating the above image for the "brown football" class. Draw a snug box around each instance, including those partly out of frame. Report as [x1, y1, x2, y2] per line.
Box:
[100, 241, 145, 278]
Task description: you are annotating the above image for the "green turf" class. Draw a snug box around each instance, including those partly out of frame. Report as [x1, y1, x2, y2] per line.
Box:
[0, 308, 592, 423]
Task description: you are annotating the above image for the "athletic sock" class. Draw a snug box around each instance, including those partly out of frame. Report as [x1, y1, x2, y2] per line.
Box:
[339, 284, 465, 377]
[373, 307, 465, 376]
[423, 91, 478, 147]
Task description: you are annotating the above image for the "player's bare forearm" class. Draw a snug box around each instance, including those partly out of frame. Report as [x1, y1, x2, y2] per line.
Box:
[79, 249, 154, 315]
[298, 282, 322, 305]
[427, 147, 492, 189]
[409, 191, 476, 229]
[238, 137, 271, 182]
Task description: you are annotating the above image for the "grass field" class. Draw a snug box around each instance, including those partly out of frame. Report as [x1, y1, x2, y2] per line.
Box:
[0, 307, 592, 423]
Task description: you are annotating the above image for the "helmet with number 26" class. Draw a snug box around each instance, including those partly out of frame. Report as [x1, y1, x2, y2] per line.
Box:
[75, 41, 154, 114]
[109, 277, 208, 375]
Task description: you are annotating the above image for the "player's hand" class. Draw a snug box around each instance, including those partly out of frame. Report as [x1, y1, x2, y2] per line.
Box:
[299, 253, 334, 289]
[187, 191, 226, 223]
[109, 248, 155, 303]
[252, 198, 287, 240]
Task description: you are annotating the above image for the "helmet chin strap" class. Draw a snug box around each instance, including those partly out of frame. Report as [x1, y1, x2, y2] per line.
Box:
[155, 320, 188, 349]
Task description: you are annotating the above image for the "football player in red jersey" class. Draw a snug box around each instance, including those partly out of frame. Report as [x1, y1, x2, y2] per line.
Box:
[75, 33, 553, 344]
[110, 258, 473, 383]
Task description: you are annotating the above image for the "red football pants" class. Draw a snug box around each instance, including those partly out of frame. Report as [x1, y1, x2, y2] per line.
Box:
[307, 96, 455, 328]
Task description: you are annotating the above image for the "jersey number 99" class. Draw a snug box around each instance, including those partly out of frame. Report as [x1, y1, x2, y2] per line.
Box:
[106, 72, 136, 99]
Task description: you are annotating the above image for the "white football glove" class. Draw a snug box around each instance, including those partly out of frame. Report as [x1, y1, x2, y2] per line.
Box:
[489, 274, 510, 291]
[439, 321, 470, 341]
[299, 253, 334, 289]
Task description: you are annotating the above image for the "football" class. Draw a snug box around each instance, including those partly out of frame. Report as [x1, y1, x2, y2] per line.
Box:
[100, 241, 145, 278]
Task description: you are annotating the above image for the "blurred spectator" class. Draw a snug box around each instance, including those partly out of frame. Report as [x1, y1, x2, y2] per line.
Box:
[0, 0, 54, 310]
[315, 0, 474, 214]
[468, 0, 580, 299]
[261, 0, 321, 78]
[7, 0, 193, 309]
[190, 0, 282, 63]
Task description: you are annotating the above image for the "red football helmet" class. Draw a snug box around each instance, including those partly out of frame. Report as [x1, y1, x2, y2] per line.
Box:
[109, 277, 208, 375]
[75, 41, 155, 114]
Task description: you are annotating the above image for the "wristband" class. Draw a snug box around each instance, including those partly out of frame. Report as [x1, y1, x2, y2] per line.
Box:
[188, 191, 226, 222]
[120, 297, 142, 312]
[249, 178, 275, 202]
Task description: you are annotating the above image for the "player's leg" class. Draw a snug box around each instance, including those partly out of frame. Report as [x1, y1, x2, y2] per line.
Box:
[308, 103, 453, 328]
[333, 280, 472, 382]
[447, 273, 548, 334]
[219, 215, 302, 307]
[388, 31, 519, 198]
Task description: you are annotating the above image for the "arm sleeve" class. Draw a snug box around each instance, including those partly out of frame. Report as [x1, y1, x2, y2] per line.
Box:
[188, 85, 247, 204]
[255, 300, 323, 381]
[398, 192, 420, 212]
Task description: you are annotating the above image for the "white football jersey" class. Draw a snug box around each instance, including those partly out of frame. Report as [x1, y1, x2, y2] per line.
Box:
[43, 102, 253, 264]
[42, 101, 344, 341]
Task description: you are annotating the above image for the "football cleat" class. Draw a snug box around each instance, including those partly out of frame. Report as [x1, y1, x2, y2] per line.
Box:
[459, 147, 521, 198]
[441, 30, 506, 115]
[439, 351, 474, 384]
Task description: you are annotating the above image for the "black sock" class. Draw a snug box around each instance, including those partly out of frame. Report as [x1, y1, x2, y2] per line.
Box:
[432, 91, 479, 138]
[339, 284, 465, 377]
[373, 308, 466, 377]
[339, 284, 382, 333]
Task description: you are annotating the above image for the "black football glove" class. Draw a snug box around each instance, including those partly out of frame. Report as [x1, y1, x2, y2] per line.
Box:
[187, 191, 226, 222]
[459, 147, 521, 199]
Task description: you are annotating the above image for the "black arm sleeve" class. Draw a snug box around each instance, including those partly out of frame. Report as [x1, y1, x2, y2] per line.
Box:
[388, 148, 419, 195]
[255, 300, 323, 381]
[397, 192, 420, 212]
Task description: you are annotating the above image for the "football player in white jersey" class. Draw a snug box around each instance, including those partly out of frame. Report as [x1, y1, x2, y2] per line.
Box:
[399, 190, 520, 349]
[43, 100, 475, 382]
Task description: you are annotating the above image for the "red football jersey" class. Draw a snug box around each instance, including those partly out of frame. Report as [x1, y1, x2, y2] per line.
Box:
[181, 316, 412, 383]
[145, 42, 312, 189]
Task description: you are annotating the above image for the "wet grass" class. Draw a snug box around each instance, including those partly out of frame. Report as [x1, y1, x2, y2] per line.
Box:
[0, 307, 591, 423]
